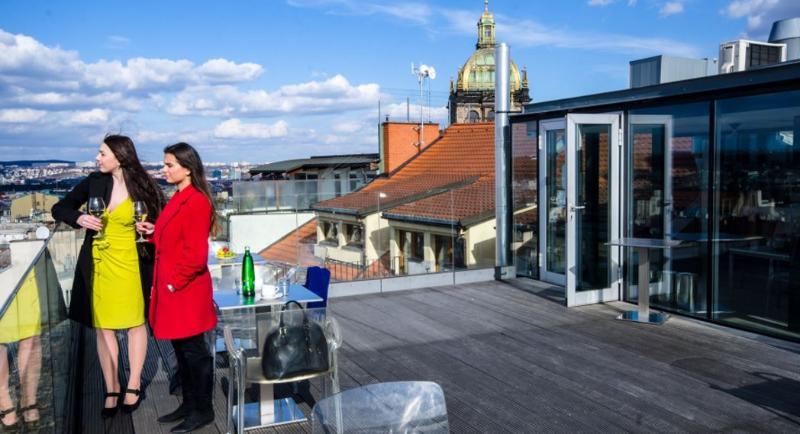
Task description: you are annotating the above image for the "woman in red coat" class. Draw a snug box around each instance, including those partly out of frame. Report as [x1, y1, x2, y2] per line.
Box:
[137, 142, 216, 433]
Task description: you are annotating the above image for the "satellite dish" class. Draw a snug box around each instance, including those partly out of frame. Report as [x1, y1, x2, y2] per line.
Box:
[428, 66, 437, 80]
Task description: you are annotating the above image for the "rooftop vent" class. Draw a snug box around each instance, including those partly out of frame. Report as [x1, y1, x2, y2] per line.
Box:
[769, 17, 800, 61]
[718, 39, 786, 74]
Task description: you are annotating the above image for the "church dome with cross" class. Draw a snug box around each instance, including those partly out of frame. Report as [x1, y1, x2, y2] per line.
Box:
[449, 1, 530, 124]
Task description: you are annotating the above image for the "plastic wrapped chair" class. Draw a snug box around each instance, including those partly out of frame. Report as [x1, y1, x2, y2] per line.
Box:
[223, 311, 342, 434]
[311, 381, 449, 434]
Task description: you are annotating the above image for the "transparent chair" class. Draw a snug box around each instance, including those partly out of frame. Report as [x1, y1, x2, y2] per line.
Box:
[222, 307, 342, 434]
[311, 381, 449, 434]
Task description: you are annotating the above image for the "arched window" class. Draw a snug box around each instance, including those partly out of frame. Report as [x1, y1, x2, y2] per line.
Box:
[487, 110, 496, 121]
[467, 110, 481, 123]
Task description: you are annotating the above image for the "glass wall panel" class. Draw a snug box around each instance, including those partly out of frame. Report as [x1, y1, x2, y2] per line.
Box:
[575, 124, 610, 292]
[714, 91, 800, 340]
[546, 129, 567, 275]
[626, 103, 710, 317]
[511, 121, 538, 278]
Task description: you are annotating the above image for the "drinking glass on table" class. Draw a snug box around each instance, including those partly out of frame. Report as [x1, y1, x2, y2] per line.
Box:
[88, 197, 106, 239]
[133, 201, 148, 243]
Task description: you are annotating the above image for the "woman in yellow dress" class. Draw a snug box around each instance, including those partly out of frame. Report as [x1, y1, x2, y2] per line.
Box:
[52, 135, 164, 417]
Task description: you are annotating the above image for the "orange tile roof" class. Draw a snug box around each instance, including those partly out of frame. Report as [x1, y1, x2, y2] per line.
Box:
[314, 123, 496, 227]
[258, 219, 318, 265]
[314, 123, 495, 219]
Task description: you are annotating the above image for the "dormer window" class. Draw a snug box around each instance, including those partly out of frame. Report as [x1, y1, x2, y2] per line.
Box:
[321, 221, 339, 245]
[345, 224, 363, 248]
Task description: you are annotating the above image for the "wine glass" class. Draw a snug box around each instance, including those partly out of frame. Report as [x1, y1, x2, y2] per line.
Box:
[88, 197, 106, 239]
[133, 201, 148, 243]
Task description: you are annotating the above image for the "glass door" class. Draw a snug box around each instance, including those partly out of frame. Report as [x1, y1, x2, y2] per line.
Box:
[538, 119, 567, 285]
[566, 114, 622, 306]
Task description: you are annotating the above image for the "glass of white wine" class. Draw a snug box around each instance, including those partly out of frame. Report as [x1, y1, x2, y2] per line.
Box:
[133, 201, 148, 243]
[88, 197, 106, 239]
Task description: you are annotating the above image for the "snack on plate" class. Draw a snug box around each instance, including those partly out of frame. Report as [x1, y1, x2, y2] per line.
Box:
[215, 246, 236, 259]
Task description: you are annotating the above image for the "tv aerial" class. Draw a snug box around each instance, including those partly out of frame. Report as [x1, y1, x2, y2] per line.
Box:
[411, 63, 436, 148]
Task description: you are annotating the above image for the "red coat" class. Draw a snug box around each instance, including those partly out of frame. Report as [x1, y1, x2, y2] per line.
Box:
[149, 184, 217, 340]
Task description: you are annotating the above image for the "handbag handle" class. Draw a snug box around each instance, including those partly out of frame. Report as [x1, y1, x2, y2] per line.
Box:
[278, 300, 309, 330]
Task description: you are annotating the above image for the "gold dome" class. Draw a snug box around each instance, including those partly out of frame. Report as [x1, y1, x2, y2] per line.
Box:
[456, 48, 523, 92]
[454, 1, 524, 93]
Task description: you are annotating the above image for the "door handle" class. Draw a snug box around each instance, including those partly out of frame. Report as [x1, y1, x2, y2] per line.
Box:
[570, 205, 586, 212]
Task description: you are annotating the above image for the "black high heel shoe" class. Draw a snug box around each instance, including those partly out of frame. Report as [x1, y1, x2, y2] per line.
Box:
[121, 389, 142, 414]
[19, 404, 39, 430]
[0, 406, 19, 430]
[102, 392, 120, 418]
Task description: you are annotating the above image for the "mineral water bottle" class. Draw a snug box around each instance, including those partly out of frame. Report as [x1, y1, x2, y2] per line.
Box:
[241, 246, 255, 299]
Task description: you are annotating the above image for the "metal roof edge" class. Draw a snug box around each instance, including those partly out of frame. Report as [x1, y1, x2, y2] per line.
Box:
[516, 60, 800, 116]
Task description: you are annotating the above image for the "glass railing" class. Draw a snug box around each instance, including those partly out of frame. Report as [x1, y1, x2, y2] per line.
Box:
[0, 223, 81, 432]
[226, 184, 497, 285]
[229, 179, 366, 214]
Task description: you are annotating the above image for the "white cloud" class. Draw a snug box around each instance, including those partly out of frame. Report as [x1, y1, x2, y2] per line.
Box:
[214, 119, 289, 139]
[168, 75, 382, 117]
[287, 0, 433, 24]
[289, 1, 701, 57]
[660, 2, 685, 17]
[196, 58, 263, 83]
[105, 35, 130, 50]
[0, 108, 47, 123]
[722, 0, 799, 36]
[498, 19, 700, 57]
[66, 108, 110, 126]
[0, 28, 264, 99]
[588, 0, 615, 6]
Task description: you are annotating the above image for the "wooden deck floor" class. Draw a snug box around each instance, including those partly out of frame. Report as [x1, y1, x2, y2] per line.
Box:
[103, 278, 800, 432]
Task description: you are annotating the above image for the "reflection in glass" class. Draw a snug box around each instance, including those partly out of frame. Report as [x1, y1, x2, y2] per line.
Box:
[0, 267, 42, 429]
[546, 129, 567, 275]
[714, 91, 800, 340]
[575, 124, 610, 292]
[511, 121, 538, 278]
[626, 103, 709, 317]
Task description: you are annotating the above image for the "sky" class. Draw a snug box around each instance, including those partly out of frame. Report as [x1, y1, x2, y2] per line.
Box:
[0, 0, 798, 164]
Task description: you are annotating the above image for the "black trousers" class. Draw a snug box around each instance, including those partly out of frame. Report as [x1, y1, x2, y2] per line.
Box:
[172, 332, 214, 416]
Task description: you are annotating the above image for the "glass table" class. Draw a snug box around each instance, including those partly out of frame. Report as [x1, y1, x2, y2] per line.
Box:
[607, 238, 682, 325]
[212, 272, 322, 430]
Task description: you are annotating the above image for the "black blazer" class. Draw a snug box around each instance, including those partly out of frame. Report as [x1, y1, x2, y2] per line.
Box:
[51, 172, 154, 327]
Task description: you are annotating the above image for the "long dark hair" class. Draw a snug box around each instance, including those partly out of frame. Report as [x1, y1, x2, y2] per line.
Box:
[163, 142, 218, 233]
[103, 134, 165, 220]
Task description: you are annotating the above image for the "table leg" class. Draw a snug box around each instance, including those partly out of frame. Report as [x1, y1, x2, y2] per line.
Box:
[638, 246, 650, 319]
[617, 246, 668, 325]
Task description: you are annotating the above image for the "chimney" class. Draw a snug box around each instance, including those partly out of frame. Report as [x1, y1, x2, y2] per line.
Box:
[379, 122, 440, 174]
[495, 42, 512, 278]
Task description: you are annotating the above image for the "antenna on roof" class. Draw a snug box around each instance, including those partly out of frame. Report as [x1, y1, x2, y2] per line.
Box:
[411, 62, 436, 149]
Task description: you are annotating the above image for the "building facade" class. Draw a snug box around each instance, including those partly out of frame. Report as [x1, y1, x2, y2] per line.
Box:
[510, 60, 800, 341]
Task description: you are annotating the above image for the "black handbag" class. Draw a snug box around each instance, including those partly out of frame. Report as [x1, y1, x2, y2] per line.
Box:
[261, 301, 330, 380]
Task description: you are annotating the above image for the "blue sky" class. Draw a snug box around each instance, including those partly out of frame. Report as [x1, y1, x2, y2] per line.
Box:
[0, 0, 798, 163]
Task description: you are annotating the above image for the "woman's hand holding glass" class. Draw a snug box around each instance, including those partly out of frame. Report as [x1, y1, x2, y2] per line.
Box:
[135, 221, 155, 238]
[87, 196, 106, 238]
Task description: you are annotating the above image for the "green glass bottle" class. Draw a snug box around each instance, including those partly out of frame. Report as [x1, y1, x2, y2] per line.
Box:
[241, 246, 255, 299]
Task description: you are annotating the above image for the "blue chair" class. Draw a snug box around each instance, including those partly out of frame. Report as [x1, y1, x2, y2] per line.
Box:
[305, 266, 331, 310]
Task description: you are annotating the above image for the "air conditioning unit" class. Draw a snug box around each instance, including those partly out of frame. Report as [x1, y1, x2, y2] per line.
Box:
[718, 39, 787, 74]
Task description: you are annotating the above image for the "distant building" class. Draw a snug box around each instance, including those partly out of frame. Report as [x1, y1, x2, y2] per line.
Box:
[309, 123, 497, 279]
[249, 154, 378, 183]
[448, 0, 530, 124]
[10, 192, 58, 222]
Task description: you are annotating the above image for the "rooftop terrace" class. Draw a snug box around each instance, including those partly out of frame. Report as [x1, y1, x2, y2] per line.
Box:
[76, 278, 800, 432]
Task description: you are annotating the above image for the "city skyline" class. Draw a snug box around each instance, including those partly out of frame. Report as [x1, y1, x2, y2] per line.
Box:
[0, 0, 798, 163]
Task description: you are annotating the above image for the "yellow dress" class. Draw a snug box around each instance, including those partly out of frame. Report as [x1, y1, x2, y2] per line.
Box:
[0, 267, 41, 344]
[92, 197, 144, 329]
